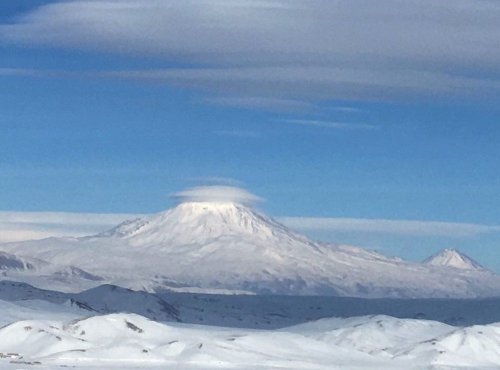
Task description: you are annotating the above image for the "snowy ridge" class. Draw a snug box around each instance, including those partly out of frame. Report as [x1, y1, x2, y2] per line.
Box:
[1, 201, 500, 298]
[0, 281, 179, 322]
[5, 280, 500, 329]
[424, 248, 486, 271]
[0, 251, 103, 292]
[0, 251, 42, 271]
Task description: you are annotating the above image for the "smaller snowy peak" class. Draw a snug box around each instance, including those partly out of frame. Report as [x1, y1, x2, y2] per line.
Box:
[423, 249, 486, 271]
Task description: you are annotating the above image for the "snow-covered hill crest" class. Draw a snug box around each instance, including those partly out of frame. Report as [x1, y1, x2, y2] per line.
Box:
[0, 309, 499, 370]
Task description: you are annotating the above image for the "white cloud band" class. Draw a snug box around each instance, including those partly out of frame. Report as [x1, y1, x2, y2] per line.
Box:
[2, 0, 500, 103]
[0, 211, 139, 243]
[278, 217, 500, 238]
[1, 210, 499, 244]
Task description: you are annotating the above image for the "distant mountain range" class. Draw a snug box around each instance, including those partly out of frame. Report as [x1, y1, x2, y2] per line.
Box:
[0, 201, 499, 298]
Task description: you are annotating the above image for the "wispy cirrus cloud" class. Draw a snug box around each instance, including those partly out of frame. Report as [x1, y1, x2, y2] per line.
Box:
[185, 176, 244, 186]
[213, 130, 262, 138]
[329, 107, 364, 114]
[204, 96, 315, 112]
[0, 68, 38, 77]
[97, 66, 500, 102]
[2, 0, 500, 106]
[279, 119, 376, 130]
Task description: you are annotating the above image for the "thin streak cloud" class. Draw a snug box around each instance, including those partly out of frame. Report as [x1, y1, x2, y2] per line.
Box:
[0, 211, 141, 243]
[2, 211, 499, 244]
[205, 96, 315, 112]
[279, 119, 376, 130]
[278, 217, 500, 238]
[213, 130, 262, 138]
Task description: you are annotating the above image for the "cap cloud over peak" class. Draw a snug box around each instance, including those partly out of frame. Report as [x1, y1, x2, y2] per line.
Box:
[171, 186, 263, 206]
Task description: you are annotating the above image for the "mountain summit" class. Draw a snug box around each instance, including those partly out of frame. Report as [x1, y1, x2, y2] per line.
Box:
[424, 249, 486, 271]
[100, 201, 311, 249]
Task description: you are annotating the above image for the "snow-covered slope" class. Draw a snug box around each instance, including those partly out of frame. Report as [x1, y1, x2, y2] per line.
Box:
[424, 248, 486, 271]
[0, 313, 382, 369]
[0, 298, 85, 328]
[288, 315, 454, 357]
[2, 201, 500, 298]
[0, 310, 499, 370]
[395, 323, 500, 368]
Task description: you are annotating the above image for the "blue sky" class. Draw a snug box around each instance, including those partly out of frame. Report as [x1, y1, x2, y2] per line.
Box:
[1, 0, 500, 268]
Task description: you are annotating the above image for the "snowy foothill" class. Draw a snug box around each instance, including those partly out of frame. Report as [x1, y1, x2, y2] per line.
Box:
[0, 298, 500, 370]
[0, 280, 500, 369]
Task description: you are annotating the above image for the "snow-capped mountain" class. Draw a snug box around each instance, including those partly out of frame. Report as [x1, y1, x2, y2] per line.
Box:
[1, 201, 500, 298]
[95, 201, 315, 249]
[424, 248, 486, 271]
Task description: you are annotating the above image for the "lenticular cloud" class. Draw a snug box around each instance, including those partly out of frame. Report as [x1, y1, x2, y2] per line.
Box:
[171, 186, 263, 206]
